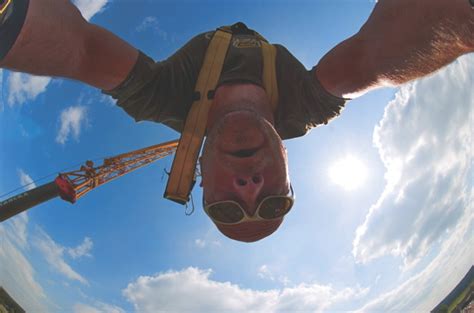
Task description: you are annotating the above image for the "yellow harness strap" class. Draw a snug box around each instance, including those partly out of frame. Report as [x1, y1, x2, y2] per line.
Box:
[165, 27, 279, 205]
[165, 29, 232, 204]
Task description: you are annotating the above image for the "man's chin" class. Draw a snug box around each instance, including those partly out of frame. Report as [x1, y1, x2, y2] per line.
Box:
[214, 218, 283, 243]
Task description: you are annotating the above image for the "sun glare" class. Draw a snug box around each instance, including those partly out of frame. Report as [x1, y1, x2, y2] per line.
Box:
[328, 156, 368, 190]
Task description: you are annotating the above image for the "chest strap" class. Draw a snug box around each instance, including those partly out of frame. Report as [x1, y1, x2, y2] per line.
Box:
[164, 27, 278, 204]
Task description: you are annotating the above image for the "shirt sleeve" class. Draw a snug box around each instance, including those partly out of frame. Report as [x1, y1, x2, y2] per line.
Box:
[103, 33, 210, 133]
[0, 0, 29, 61]
[273, 44, 346, 140]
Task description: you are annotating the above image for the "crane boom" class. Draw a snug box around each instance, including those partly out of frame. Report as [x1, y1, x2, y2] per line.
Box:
[0, 140, 179, 222]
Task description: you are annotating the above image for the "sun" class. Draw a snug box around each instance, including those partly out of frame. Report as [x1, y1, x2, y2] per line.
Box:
[328, 155, 368, 190]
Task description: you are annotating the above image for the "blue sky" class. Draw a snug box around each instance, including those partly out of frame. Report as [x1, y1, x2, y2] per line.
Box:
[1, 0, 473, 312]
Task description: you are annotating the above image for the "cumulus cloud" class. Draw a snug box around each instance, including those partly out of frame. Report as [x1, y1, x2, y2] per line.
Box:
[6, 211, 29, 250]
[68, 237, 93, 259]
[6, 169, 37, 248]
[353, 54, 473, 269]
[7, 72, 51, 106]
[72, 0, 109, 21]
[194, 238, 221, 248]
[73, 302, 125, 313]
[355, 208, 473, 312]
[34, 229, 89, 285]
[258, 265, 290, 286]
[123, 267, 368, 313]
[0, 229, 49, 312]
[56, 105, 88, 144]
[0, 174, 96, 311]
[194, 239, 206, 248]
[18, 168, 36, 191]
[136, 16, 167, 40]
[0, 170, 49, 313]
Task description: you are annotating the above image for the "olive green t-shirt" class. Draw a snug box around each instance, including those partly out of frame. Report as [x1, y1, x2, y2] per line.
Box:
[105, 23, 345, 140]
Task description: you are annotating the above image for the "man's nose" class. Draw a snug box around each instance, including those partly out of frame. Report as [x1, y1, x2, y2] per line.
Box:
[233, 174, 264, 216]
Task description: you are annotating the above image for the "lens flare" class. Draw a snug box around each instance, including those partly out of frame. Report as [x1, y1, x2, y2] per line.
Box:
[328, 156, 368, 190]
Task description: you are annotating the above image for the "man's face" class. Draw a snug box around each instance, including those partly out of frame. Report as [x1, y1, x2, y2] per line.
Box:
[200, 110, 290, 242]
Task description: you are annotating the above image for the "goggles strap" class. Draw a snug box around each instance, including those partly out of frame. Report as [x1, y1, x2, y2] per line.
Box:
[164, 29, 232, 204]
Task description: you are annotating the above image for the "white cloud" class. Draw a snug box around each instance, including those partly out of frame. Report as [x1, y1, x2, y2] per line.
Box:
[136, 16, 167, 40]
[72, 0, 109, 21]
[355, 208, 473, 312]
[68, 237, 93, 259]
[0, 229, 49, 312]
[258, 265, 290, 286]
[7, 211, 29, 249]
[136, 16, 157, 32]
[123, 267, 368, 313]
[353, 54, 473, 269]
[73, 302, 125, 313]
[56, 105, 88, 144]
[258, 264, 272, 279]
[0, 179, 49, 313]
[7, 169, 37, 248]
[34, 229, 89, 285]
[100, 94, 116, 106]
[7, 72, 51, 106]
[194, 239, 206, 248]
[18, 168, 36, 191]
[194, 238, 221, 248]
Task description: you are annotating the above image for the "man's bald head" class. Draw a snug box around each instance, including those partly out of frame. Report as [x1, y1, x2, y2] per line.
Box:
[199, 83, 290, 242]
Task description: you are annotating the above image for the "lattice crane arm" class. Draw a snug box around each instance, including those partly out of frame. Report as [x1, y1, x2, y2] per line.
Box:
[0, 140, 179, 222]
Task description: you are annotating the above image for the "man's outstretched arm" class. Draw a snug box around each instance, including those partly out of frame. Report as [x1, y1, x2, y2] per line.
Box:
[315, 0, 474, 99]
[0, 0, 138, 91]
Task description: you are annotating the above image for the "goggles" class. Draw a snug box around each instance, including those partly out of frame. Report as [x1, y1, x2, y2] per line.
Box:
[203, 185, 294, 225]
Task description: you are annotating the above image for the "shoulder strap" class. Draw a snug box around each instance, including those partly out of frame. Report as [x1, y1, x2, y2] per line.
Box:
[164, 29, 232, 204]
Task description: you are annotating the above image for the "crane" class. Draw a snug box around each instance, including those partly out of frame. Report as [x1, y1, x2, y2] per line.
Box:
[0, 140, 179, 222]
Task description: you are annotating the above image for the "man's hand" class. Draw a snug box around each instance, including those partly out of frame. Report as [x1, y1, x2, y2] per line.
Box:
[0, 0, 138, 91]
[316, 0, 474, 98]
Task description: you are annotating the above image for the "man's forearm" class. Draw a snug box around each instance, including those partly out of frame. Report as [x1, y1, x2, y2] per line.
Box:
[316, 0, 474, 99]
[79, 23, 139, 90]
[0, 0, 138, 91]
